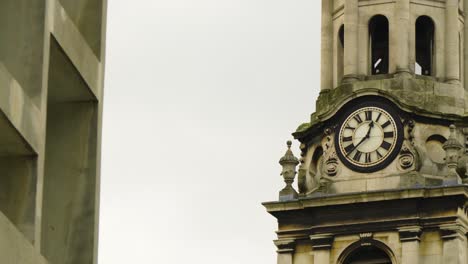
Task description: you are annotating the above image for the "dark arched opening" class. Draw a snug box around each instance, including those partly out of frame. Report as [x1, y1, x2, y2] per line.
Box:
[344, 246, 392, 264]
[369, 15, 389, 75]
[415, 16, 435, 76]
[338, 25, 345, 83]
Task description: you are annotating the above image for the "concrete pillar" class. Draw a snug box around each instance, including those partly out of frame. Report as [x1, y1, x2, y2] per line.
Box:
[343, 0, 359, 83]
[310, 234, 334, 264]
[275, 239, 295, 264]
[446, 0, 460, 84]
[321, 0, 333, 90]
[399, 226, 421, 264]
[395, 0, 411, 77]
[440, 224, 468, 264]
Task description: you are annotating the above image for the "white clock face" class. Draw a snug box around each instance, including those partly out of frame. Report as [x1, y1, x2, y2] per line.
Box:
[337, 106, 401, 171]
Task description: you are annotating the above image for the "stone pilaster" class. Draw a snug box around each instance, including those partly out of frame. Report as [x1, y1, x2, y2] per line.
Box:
[394, 0, 411, 77]
[343, 0, 359, 83]
[310, 234, 334, 264]
[446, 0, 460, 84]
[465, 0, 468, 90]
[274, 239, 295, 264]
[440, 224, 468, 264]
[321, 0, 333, 90]
[399, 226, 422, 264]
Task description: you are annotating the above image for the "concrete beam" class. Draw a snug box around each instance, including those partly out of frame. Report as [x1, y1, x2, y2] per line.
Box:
[49, 0, 102, 100]
[0, 63, 41, 153]
[0, 210, 48, 264]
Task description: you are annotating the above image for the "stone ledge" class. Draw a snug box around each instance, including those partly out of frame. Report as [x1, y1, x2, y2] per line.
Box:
[263, 185, 468, 213]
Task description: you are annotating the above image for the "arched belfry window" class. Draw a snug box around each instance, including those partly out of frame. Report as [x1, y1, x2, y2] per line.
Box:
[338, 25, 345, 82]
[343, 246, 392, 264]
[415, 16, 435, 76]
[369, 15, 389, 75]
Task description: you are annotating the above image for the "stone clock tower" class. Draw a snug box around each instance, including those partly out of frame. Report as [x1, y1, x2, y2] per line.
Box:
[263, 0, 468, 263]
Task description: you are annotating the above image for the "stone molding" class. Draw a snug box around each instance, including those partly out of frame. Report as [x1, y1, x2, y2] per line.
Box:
[310, 233, 334, 250]
[440, 224, 467, 241]
[274, 239, 296, 254]
[398, 226, 422, 242]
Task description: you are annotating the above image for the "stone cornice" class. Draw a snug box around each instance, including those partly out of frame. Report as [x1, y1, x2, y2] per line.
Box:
[440, 223, 468, 241]
[398, 226, 422, 242]
[274, 239, 296, 254]
[310, 234, 334, 250]
[263, 185, 468, 213]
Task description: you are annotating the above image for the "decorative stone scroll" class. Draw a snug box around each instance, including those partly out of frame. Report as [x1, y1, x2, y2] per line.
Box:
[397, 120, 420, 171]
[322, 128, 340, 177]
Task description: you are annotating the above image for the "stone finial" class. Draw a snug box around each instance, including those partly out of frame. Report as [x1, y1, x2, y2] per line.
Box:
[443, 125, 463, 183]
[279, 140, 299, 201]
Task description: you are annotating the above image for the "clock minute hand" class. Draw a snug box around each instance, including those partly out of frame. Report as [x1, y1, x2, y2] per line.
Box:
[346, 121, 374, 157]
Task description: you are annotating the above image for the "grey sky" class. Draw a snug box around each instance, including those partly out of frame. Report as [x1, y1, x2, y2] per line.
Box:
[99, 1, 321, 263]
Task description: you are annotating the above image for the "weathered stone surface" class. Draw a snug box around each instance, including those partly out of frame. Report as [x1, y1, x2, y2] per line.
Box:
[265, 0, 468, 263]
[0, 0, 107, 264]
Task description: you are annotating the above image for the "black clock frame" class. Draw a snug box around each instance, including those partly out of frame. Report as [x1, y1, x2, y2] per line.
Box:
[334, 100, 404, 173]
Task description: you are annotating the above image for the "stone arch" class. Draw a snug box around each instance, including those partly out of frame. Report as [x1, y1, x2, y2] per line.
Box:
[415, 15, 435, 76]
[337, 239, 398, 264]
[369, 15, 389, 75]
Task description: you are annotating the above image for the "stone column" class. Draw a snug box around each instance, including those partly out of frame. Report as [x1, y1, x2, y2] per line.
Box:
[399, 226, 422, 264]
[275, 239, 295, 264]
[440, 224, 468, 264]
[395, 0, 411, 77]
[343, 0, 359, 83]
[464, 0, 468, 90]
[310, 234, 334, 264]
[321, 0, 333, 90]
[446, 0, 460, 84]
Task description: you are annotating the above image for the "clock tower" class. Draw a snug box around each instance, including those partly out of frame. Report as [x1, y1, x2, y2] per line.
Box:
[264, 0, 468, 263]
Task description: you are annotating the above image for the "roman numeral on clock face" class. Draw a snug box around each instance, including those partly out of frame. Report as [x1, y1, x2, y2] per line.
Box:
[344, 144, 355, 154]
[365, 111, 372, 121]
[353, 151, 362, 162]
[380, 141, 391, 150]
[384, 131, 394, 138]
[381, 120, 391, 129]
[376, 150, 383, 159]
[353, 114, 363, 124]
[365, 153, 371, 163]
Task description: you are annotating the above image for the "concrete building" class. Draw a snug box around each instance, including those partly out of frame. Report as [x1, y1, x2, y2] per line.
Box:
[0, 0, 107, 263]
[264, 0, 468, 263]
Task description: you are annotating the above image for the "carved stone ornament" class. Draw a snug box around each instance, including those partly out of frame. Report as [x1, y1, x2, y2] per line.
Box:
[322, 128, 340, 177]
[279, 141, 300, 201]
[398, 143, 415, 170]
[443, 125, 463, 182]
[397, 120, 420, 171]
[359, 232, 373, 246]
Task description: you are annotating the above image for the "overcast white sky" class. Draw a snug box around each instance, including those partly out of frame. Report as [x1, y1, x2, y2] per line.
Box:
[99, 1, 321, 263]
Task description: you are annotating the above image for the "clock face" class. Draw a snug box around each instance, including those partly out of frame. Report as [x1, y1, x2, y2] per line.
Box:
[335, 102, 403, 173]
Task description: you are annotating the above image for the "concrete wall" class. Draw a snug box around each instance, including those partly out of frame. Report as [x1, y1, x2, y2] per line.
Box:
[59, 0, 103, 57]
[42, 102, 97, 264]
[0, 210, 48, 264]
[0, 0, 46, 107]
[0, 0, 107, 263]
